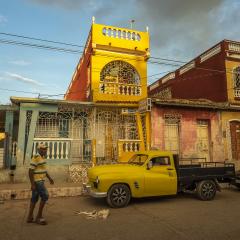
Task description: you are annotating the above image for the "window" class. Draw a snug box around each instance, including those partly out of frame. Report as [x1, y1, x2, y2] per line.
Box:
[100, 60, 140, 85]
[151, 157, 170, 166]
[233, 66, 240, 88]
[128, 154, 148, 165]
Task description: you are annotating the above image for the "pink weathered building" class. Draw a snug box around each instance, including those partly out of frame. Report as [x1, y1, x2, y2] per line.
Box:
[151, 98, 227, 162]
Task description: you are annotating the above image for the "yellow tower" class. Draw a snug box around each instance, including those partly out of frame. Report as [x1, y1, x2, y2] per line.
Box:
[91, 22, 150, 103]
[65, 19, 150, 162]
[65, 19, 150, 104]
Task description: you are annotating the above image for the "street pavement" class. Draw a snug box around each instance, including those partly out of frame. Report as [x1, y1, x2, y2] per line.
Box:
[0, 187, 240, 240]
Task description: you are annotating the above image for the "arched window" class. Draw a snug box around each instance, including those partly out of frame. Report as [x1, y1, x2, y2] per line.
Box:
[233, 66, 240, 88]
[100, 60, 140, 85]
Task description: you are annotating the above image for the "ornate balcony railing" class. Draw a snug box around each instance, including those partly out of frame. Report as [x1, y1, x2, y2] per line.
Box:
[229, 43, 240, 53]
[122, 141, 140, 152]
[99, 82, 141, 96]
[234, 88, 240, 98]
[102, 27, 141, 41]
[118, 139, 142, 162]
[33, 138, 71, 160]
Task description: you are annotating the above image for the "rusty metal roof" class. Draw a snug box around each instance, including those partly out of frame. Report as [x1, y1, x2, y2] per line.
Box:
[152, 97, 240, 110]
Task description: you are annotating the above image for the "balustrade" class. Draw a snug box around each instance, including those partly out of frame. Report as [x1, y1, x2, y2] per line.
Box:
[234, 89, 240, 98]
[33, 138, 71, 160]
[118, 140, 141, 153]
[102, 27, 141, 41]
[229, 43, 240, 53]
[99, 82, 141, 96]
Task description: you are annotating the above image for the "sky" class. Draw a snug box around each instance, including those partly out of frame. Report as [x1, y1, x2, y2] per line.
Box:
[0, 0, 239, 104]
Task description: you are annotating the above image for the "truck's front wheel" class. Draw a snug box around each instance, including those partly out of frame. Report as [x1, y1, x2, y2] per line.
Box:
[196, 180, 216, 201]
[107, 184, 131, 208]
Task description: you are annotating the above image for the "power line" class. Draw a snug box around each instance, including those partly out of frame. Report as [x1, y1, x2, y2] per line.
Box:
[0, 71, 239, 100]
[0, 32, 239, 98]
[0, 38, 82, 54]
[0, 36, 230, 76]
[0, 37, 183, 69]
[0, 32, 85, 48]
[0, 87, 40, 94]
[0, 31, 186, 64]
[150, 56, 187, 64]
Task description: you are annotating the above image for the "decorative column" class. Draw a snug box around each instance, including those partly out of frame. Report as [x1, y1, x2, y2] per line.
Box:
[24, 110, 39, 164]
[145, 112, 151, 151]
[136, 112, 145, 151]
[4, 110, 14, 168]
[16, 108, 27, 166]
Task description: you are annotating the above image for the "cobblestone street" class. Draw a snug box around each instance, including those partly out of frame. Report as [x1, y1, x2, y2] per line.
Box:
[1, 187, 240, 240]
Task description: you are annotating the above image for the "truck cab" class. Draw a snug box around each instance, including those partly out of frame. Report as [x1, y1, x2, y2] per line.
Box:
[87, 151, 178, 207]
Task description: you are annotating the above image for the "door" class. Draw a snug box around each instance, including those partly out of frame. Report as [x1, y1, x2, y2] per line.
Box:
[164, 123, 180, 154]
[196, 120, 210, 161]
[144, 156, 177, 196]
[230, 121, 240, 161]
[70, 117, 92, 163]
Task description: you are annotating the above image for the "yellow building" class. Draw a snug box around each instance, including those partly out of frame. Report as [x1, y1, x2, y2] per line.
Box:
[65, 18, 151, 162]
[223, 41, 240, 167]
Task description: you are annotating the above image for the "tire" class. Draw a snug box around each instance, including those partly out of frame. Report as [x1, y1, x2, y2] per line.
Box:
[107, 184, 131, 208]
[196, 180, 216, 201]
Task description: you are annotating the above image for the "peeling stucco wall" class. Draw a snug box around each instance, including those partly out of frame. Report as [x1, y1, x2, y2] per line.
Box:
[151, 105, 224, 161]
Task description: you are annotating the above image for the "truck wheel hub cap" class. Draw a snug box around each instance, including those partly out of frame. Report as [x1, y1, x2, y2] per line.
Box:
[202, 183, 214, 196]
[112, 188, 126, 203]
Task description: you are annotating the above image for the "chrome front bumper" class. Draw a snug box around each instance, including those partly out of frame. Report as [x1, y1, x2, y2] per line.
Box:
[84, 184, 107, 198]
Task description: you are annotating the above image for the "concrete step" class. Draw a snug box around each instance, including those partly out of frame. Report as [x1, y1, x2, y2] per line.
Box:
[0, 182, 83, 200]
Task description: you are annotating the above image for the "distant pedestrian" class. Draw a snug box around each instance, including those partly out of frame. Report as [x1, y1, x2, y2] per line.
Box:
[27, 143, 54, 225]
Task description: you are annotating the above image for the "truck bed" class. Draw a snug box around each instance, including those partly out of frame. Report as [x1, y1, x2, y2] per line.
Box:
[173, 155, 237, 191]
[178, 162, 236, 183]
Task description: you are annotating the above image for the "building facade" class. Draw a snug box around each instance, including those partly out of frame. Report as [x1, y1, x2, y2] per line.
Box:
[0, 105, 18, 170]
[151, 99, 226, 162]
[149, 40, 240, 165]
[65, 20, 151, 162]
[0, 20, 152, 183]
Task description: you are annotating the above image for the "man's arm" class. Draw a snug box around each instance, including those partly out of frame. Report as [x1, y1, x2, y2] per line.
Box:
[29, 169, 36, 190]
[46, 172, 54, 185]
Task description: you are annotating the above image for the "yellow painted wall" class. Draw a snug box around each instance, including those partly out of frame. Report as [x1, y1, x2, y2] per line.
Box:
[225, 60, 240, 104]
[91, 23, 149, 103]
[92, 23, 149, 52]
[221, 111, 240, 169]
[91, 51, 147, 102]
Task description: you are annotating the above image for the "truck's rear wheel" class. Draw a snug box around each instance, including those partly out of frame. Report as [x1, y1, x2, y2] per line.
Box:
[107, 184, 131, 208]
[196, 180, 216, 201]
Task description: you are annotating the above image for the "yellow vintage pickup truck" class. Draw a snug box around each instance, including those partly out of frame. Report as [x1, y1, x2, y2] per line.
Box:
[86, 151, 240, 208]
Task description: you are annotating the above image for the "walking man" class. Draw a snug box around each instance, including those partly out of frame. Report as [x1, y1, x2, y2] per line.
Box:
[27, 143, 54, 225]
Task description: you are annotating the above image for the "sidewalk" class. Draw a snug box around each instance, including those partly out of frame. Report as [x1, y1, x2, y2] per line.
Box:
[0, 182, 83, 201]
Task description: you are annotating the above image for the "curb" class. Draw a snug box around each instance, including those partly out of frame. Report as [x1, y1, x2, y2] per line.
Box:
[0, 186, 83, 200]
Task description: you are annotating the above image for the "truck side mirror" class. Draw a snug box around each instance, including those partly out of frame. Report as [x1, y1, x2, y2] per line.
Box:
[147, 161, 153, 170]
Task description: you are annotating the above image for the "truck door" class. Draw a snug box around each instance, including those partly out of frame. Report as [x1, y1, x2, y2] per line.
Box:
[144, 156, 177, 196]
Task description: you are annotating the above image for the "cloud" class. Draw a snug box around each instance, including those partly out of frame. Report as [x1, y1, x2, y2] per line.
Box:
[28, 0, 91, 10]
[0, 15, 7, 24]
[9, 60, 31, 66]
[5, 72, 44, 86]
[93, 0, 239, 61]
[26, 0, 240, 70]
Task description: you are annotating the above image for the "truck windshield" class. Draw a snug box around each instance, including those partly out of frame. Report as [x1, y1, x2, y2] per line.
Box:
[128, 154, 148, 166]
